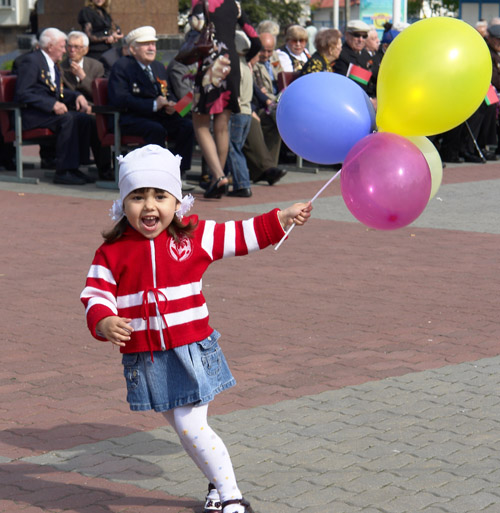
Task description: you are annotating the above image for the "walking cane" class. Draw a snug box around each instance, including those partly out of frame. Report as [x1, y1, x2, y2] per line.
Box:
[464, 121, 487, 163]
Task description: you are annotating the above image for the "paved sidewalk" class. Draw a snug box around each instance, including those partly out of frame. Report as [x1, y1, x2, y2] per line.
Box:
[1, 156, 500, 513]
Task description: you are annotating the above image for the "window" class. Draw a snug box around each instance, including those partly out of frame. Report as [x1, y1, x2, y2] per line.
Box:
[0, 0, 12, 6]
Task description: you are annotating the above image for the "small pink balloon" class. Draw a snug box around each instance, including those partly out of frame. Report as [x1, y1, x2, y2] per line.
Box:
[341, 132, 431, 230]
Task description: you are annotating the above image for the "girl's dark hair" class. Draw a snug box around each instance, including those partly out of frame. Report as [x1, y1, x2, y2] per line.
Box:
[102, 188, 198, 243]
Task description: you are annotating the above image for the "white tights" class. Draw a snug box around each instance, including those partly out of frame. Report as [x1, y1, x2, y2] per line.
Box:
[162, 404, 242, 505]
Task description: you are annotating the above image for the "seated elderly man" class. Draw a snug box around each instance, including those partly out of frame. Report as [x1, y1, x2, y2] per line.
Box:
[108, 26, 194, 176]
[334, 20, 372, 93]
[244, 31, 286, 185]
[60, 30, 105, 102]
[14, 27, 101, 185]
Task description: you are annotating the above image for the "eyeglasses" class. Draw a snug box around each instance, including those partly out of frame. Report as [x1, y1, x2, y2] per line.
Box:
[350, 32, 368, 39]
[67, 44, 84, 50]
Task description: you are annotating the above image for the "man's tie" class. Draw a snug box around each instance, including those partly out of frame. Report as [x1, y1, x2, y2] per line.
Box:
[54, 64, 61, 87]
[145, 65, 155, 84]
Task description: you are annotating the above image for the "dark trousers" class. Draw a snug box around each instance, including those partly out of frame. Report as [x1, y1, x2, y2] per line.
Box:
[465, 102, 497, 153]
[243, 114, 281, 182]
[120, 114, 194, 172]
[31, 110, 93, 171]
[0, 133, 15, 169]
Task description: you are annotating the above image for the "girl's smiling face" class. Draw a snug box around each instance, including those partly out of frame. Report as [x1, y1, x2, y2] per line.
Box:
[124, 188, 180, 239]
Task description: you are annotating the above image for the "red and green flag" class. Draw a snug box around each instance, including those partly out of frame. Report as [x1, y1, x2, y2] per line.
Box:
[347, 64, 372, 86]
[175, 91, 193, 117]
[485, 84, 499, 106]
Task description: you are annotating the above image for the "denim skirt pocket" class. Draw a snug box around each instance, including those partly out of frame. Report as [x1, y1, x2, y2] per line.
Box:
[122, 353, 140, 391]
[197, 332, 222, 377]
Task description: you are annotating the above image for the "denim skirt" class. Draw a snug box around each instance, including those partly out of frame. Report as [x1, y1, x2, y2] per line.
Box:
[121, 330, 236, 412]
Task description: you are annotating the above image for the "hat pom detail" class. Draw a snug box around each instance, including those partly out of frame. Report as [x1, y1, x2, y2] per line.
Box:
[110, 199, 124, 221]
[175, 194, 195, 220]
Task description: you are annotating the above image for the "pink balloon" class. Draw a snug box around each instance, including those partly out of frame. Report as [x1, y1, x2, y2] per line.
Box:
[341, 132, 431, 230]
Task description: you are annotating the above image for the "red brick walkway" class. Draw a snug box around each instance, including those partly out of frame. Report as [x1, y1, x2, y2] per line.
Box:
[1, 162, 499, 512]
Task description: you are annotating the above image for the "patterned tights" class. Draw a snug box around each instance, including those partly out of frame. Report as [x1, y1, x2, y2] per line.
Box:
[162, 404, 242, 504]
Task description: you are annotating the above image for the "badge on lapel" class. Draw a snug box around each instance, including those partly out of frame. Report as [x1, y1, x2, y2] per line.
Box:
[132, 82, 140, 94]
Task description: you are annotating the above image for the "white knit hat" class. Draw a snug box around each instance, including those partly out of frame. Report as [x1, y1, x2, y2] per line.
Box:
[109, 145, 194, 221]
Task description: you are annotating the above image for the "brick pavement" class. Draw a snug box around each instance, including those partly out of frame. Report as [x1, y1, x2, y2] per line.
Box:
[1, 158, 500, 512]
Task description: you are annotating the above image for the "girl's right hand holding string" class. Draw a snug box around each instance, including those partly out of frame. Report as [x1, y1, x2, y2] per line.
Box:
[278, 202, 313, 230]
[96, 316, 134, 347]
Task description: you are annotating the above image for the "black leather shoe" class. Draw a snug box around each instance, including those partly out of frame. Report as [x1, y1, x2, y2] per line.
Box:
[98, 168, 115, 181]
[74, 169, 96, 183]
[264, 167, 287, 185]
[0, 160, 16, 171]
[228, 187, 252, 197]
[53, 170, 86, 185]
[482, 150, 500, 161]
[441, 155, 464, 164]
[41, 158, 57, 169]
[462, 152, 484, 163]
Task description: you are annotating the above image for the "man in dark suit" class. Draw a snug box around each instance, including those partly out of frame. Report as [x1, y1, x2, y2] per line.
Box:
[60, 30, 105, 102]
[14, 27, 97, 185]
[108, 26, 194, 176]
[334, 20, 372, 94]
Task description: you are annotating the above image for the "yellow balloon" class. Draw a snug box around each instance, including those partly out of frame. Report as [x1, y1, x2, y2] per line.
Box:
[406, 136, 443, 200]
[377, 17, 492, 136]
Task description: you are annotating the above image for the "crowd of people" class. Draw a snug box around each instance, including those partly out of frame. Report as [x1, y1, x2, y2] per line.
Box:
[2, 3, 499, 190]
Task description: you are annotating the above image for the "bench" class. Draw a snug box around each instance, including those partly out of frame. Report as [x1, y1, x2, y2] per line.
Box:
[0, 74, 56, 184]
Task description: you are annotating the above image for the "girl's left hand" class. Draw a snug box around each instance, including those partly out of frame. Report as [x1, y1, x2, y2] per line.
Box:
[278, 202, 313, 230]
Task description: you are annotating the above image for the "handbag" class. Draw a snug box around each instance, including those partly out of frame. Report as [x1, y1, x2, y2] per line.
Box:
[175, 0, 215, 65]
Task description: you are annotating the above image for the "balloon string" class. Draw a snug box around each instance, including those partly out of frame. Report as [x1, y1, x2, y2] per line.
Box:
[274, 168, 342, 251]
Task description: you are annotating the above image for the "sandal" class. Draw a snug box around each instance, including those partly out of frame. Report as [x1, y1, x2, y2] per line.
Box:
[221, 498, 255, 513]
[204, 176, 228, 199]
[204, 483, 222, 513]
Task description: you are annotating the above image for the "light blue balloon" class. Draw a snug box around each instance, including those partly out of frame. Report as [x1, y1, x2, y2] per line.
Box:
[276, 72, 374, 165]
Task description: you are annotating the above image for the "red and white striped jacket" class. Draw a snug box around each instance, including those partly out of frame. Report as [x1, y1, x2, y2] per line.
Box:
[80, 210, 285, 354]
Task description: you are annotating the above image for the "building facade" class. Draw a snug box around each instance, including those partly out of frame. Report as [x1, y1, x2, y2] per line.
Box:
[0, 0, 179, 53]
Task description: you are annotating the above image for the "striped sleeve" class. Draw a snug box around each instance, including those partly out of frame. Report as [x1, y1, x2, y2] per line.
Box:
[202, 209, 285, 262]
[80, 250, 118, 340]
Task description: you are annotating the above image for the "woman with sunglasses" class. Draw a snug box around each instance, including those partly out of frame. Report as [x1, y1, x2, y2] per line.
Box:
[276, 25, 311, 72]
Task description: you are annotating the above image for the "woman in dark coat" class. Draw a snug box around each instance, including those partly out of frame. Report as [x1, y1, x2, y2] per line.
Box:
[78, 0, 122, 60]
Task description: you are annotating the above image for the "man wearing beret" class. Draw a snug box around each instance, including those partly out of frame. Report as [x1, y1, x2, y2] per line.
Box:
[108, 26, 194, 176]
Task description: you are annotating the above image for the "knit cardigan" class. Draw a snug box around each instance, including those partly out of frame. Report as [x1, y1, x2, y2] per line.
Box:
[81, 209, 285, 353]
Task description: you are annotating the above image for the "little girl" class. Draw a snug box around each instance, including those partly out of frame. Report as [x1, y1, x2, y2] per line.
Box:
[80, 144, 312, 513]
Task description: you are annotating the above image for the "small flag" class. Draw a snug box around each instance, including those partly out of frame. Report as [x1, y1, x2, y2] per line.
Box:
[347, 63, 372, 86]
[175, 91, 193, 117]
[485, 84, 499, 106]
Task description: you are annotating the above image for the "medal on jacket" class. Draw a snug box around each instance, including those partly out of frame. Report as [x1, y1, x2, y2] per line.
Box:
[41, 69, 55, 92]
[156, 77, 168, 97]
[132, 82, 140, 94]
[41, 69, 64, 99]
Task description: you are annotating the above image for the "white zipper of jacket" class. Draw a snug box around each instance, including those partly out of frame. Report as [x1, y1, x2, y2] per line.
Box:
[149, 239, 166, 351]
